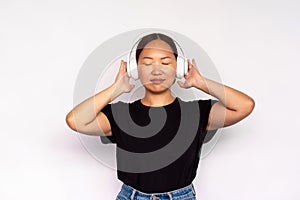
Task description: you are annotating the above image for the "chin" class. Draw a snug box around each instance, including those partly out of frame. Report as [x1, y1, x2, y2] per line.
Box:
[144, 84, 170, 93]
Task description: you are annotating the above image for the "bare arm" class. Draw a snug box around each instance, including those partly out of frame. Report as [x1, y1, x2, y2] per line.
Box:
[65, 60, 135, 136]
[195, 77, 255, 131]
[177, 59, 255, 131]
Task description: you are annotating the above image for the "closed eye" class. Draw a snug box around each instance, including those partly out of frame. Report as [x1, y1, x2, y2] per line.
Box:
[161, 57, 172, 65]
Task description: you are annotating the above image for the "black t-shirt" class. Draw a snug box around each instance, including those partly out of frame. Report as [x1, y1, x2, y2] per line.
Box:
[100, 97, 218, 193]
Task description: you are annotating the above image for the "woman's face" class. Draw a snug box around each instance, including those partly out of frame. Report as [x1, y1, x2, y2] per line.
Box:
[137, 39, 177, 93]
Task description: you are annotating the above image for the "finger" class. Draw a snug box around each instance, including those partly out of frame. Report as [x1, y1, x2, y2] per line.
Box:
[188, 63, 192, 71]
[177, 80, 187, 88]
[130, 84, 135, 90]
[119, 60, 124, 71]
[186, 59, 192, 75]
[120, 60, 127, 72]
[177, 80, 184, 87]
[123, 61, 127, 72]
[192, 58, 197, 66]
[189, 59, 194, 69]
[193, 59, 202, 73]
[187, 60, 191, 67]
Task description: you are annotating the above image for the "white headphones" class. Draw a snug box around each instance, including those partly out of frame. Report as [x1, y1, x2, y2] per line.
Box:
[126, 32, 188, 80]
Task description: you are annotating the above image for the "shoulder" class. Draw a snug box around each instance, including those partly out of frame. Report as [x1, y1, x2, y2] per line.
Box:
[109, 100, 131, 107]
[177, 98, 218, 113]
[113, 99, 140, 104]
[177, 97, 212, 105]
[108, 99, 140, 112]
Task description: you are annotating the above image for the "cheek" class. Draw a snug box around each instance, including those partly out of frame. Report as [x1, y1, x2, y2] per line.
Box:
[137, 67, 147, 77]
[137, 68, 151, 83]
[165, 66, 176, 76]
[137, 65, 177, 78]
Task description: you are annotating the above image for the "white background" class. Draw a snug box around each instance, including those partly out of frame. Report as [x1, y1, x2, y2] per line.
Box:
[1, 0, 299, 199]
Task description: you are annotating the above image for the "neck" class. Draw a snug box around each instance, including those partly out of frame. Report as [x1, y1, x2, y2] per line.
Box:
[141, 90, 175, 107]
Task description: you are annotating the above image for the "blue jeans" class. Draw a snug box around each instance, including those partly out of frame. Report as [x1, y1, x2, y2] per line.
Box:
[116, 182, 197, 200]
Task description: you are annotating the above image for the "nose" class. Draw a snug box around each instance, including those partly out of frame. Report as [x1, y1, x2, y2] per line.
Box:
[150, 64, 163, 75]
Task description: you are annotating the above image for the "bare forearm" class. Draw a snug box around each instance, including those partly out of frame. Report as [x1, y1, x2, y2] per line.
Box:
[66, 83, 122, 126]
[195, 77, 255, 111]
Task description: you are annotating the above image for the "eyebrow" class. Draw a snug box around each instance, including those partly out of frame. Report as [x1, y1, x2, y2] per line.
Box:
[142, 56, 172, 60]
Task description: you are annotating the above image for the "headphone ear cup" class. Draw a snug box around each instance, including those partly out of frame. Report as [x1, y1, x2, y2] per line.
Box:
[183, 58, 188, 76]
[126, 53, 132, 78]
[127, 52, 139, 80]
[131, 61, 138, 80]
[176, 57, 188, 78]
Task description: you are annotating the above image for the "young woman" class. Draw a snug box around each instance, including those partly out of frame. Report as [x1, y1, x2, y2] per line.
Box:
[66, 33, 255, 200]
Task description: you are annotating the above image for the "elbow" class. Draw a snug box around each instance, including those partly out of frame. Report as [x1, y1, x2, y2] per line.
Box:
[249, 98, 255, 111]
[244, 98, 255, 116]
[65, 112, 76, 131]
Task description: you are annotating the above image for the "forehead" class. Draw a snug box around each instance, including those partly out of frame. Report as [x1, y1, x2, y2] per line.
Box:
[139, 39, 175, 58]
[144, 39, 173, 50]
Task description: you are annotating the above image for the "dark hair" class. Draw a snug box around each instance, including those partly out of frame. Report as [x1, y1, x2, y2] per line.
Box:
[135, 33, 178, 63]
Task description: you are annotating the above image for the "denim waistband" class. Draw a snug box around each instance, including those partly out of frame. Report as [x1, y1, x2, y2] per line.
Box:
[118, 182, 196, 200]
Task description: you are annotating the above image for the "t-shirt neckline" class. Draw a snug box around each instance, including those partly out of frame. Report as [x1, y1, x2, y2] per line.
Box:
[139, 97, 178, 108]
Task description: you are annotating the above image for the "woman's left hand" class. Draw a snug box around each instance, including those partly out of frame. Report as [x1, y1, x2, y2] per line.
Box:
[177, 59, 206, 89]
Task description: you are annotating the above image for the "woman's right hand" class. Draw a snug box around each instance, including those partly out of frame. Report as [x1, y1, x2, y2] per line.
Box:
[113, 60, 135, 94]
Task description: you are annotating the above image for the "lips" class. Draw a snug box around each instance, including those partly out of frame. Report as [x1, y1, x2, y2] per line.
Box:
[150, 79, 165, 84]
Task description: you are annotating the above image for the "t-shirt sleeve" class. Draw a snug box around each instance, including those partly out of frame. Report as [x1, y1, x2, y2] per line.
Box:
[99, 103, 119, 144]
[198, 99, 219, 139]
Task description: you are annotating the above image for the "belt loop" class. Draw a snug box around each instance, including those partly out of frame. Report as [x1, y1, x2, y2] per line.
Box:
[191, 183, 196, 195]
[130, 188, 136, 200]
[167, 192, 172, 200]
